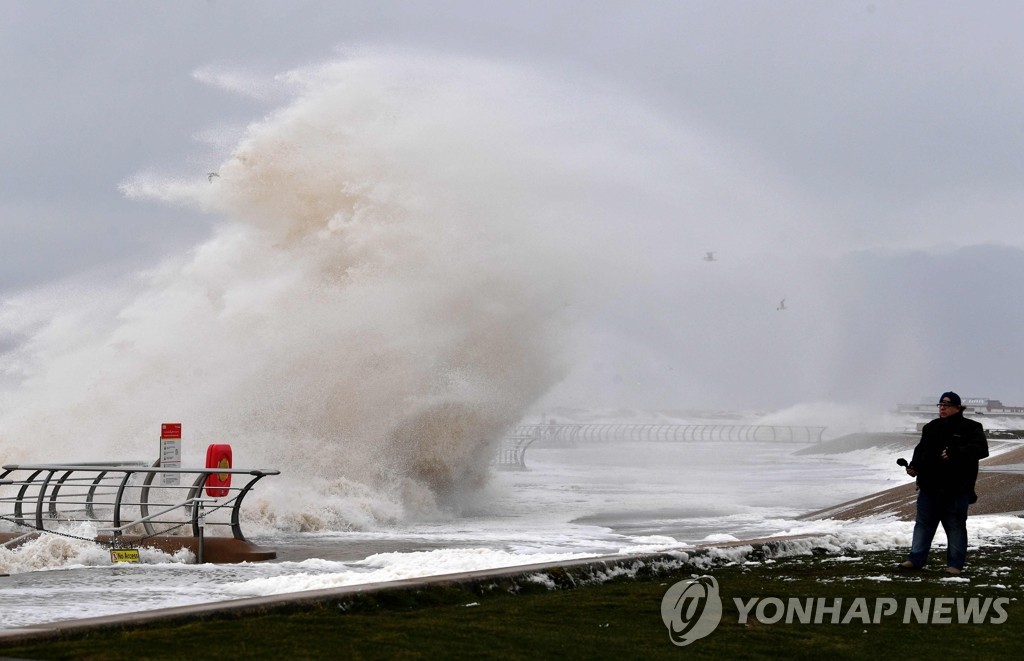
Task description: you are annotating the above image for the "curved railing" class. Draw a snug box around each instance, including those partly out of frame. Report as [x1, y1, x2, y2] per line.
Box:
[0, 462, 279, 546]
[505, 423, 826, 444]
[493, 423, 827, 471]
[493, 433, 537, 471]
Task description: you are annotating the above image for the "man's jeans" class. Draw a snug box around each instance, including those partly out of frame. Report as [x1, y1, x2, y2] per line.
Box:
[907, 489, 970, 569]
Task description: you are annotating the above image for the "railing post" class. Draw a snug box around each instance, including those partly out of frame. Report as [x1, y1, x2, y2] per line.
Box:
[197, 499, 206, 564]
[86, 471, 109, 519]
[34, 470, 58, 530]
[190, 473, 210, 537]
[48, 470, 74, 520]
[14, 469, 43, 527]
[229, 473, 269, 540]
[111, 471, 135, 530]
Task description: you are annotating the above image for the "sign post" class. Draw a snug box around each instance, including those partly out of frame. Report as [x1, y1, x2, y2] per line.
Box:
[160, 423, 181, 486]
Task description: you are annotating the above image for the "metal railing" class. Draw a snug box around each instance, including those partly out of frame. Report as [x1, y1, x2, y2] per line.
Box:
[505, 423, 827, 444]
[492, 423, 828, 471]
[0, 462, 279, 547]
[493, 432, 539, 470]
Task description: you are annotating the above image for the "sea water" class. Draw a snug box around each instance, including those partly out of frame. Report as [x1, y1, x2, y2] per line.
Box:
[5, 425, 1024, 630]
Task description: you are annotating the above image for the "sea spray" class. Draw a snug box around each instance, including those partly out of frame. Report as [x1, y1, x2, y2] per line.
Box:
[1, 50, 794, 528]
[1, 53, 628, 527]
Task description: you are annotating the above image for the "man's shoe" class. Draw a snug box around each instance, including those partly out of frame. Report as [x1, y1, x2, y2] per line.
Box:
[945, 567, 961, 575]
[897, 561, 919, 572]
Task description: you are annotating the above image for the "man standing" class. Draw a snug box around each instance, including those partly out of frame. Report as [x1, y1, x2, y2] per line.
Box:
[899, 391, 989, 575]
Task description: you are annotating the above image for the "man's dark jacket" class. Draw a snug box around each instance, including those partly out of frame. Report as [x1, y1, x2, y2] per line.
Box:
[909, 411, 989, 497]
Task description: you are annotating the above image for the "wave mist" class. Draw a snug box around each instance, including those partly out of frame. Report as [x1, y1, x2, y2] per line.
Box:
[0, 53, 622, 528]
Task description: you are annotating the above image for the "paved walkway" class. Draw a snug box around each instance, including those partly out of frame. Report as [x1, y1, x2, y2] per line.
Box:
[0, 534, 812, 646]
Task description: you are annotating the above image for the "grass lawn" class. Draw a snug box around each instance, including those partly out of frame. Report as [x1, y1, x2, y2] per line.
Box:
[2, 540, 1022, 660]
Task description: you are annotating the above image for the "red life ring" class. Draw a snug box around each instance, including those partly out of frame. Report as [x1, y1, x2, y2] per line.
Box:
[205, 444, 232, 497]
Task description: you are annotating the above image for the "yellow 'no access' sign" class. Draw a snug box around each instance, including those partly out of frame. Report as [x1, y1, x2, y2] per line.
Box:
[110, 548, 141, 563]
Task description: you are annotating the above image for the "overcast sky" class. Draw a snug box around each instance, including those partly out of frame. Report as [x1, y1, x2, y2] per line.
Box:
[3, 1, 1024, 417]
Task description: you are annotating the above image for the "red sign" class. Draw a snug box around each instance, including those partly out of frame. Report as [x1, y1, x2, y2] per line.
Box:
[161, 423, 182, 439]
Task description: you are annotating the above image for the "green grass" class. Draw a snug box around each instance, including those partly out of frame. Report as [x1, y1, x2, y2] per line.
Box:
[2, 541, 1023, 660]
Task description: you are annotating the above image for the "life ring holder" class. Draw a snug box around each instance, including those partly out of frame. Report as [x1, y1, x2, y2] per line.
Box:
[204, 444, 232, 497]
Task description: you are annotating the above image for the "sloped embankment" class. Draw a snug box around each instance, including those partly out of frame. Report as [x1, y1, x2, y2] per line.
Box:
[799, 436, 1024, 521]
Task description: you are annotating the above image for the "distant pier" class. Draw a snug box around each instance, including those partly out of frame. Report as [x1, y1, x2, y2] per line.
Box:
[494, 423, 827, 470]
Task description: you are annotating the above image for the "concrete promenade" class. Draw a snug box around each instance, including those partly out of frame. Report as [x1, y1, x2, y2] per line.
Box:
[0, 534, 811, 646]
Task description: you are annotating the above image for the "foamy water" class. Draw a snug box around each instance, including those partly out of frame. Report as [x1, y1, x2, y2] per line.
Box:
[4, 427, 1024, 629]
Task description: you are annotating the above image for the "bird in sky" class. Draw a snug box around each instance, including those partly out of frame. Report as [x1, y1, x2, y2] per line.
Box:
[207, 172, 220, 183]
[777, 298, 787, 311]
[703, 251, 716, 262]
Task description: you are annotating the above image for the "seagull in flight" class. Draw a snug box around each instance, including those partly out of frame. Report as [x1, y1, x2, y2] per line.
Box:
[703, 251, 717, 262]
[777, 298, 787, 311]
[207, 172, 220, 183]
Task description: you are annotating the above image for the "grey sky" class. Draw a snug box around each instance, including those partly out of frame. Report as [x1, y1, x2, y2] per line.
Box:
[3, 1, 1024, 412]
